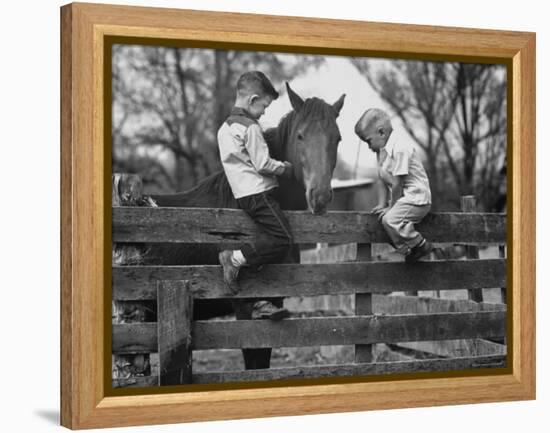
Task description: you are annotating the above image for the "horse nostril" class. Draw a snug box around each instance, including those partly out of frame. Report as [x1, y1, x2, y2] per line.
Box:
[311, 198, 328, 214]
[319, 189, 332, 206]
[307, 186, 333, 210]
[307, 188, 314, 205]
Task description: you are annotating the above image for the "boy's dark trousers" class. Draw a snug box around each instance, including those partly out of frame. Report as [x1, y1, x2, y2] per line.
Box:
[237, 188, 293, 266]
[233, 188, 293, 343]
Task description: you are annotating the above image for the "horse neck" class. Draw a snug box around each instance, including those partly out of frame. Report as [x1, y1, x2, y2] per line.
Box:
[265, 113, 307, 211]
[265, 112, 296, 165]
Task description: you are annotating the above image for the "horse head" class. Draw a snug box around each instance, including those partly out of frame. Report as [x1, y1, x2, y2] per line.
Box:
[283, 83, 345, 215]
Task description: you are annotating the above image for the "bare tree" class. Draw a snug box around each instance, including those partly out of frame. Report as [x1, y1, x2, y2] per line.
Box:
[112, 45, 323, 192]
[351, 58, 506, 211]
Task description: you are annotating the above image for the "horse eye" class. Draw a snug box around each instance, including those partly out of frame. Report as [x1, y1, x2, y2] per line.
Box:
[297, 132, 304, 140]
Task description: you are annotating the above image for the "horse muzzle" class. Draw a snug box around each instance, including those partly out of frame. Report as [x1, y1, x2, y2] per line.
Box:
[306, 186, 333, 215]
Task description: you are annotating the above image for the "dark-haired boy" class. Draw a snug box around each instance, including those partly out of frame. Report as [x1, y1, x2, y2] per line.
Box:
[217, 71, 294, 320]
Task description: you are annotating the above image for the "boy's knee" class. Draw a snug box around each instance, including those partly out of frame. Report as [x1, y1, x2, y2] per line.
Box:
[381, 212, 392, 229]
[272, 240, 293, 263]
[273, 233, 292, 249]
[275, 229, 293, 246]
[279, 236, 293, 252]
[381, 212, 400, 235]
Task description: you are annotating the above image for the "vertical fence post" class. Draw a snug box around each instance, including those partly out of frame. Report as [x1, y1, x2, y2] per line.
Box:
[355, 243, 373, 363]
[461, 196, 483, 303]
[112, 173, 143, 206]
[157, 280, 193, 385]
[499, 245, 507, 304]
[112, 173, 152, 384]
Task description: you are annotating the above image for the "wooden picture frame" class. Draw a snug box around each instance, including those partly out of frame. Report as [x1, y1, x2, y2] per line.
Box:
[60, 2, 535, 429]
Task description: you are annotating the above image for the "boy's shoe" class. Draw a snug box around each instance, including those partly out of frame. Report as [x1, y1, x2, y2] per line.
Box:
[405, 240, 433, 263]
[251, 301, 290, 321]
[218, 250, 240, 294]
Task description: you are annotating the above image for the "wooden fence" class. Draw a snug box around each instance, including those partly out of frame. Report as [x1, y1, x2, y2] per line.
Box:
[111, 179, 507, 387]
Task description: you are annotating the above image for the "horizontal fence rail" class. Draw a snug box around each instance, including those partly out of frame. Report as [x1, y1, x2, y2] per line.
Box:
[191, 355, 507, 384]
[196, 311, 507, 349]
[112, 207, 506, 244]
[112, 311, 506, 353]
[113, 259, 506, 300]
[112, 354, 506, 387]
[112, 355, 506, 387]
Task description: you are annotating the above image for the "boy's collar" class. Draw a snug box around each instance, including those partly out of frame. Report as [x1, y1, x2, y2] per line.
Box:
[231, 106, 258, 123]
[381, 131, 397, 157]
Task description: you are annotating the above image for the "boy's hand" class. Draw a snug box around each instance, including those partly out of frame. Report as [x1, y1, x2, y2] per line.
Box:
[281, 161, 293, 178]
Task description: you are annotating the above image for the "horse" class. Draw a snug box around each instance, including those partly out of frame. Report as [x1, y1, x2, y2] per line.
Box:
[147, 83, 345, 370]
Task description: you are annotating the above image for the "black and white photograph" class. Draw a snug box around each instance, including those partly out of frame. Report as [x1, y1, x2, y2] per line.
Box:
[110, 42, 508, 389]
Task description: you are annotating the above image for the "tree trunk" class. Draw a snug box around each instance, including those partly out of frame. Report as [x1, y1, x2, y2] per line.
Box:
[214, 51, 232, 132]
[175, 154, 197, 191]
[462, 136, 475, 196]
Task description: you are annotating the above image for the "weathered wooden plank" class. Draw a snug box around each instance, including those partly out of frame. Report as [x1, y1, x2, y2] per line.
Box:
[112, 259, 506, 300]
[462, 196, 483, 302]
[112, 173, 143, 206]
[112, 207, 506, 244]
[373, 294, 507, 315]
[112, 376, 159, 388]
[375, 294, 507, 360]
[157, 281, 193, 385]
[192, 311, 507, 349]
[355, 243, 373, 363]
[384, 343, 446, 360]
[112, 311, 506, 352]
[499, 245, 507, 304]
[192, 355, 507, 384]
[113, 323, 157, 354]
[394, 338, 506, 359]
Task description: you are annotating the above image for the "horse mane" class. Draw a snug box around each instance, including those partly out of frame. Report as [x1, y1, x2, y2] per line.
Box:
[264, 111, 294, 160]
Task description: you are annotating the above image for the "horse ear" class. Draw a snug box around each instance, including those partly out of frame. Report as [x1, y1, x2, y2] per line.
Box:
[332, 94, 346, 116]
[286, 82, 304, 111]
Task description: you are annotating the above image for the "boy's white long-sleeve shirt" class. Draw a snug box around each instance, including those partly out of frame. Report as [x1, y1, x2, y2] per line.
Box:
[217, 108, 286, 199]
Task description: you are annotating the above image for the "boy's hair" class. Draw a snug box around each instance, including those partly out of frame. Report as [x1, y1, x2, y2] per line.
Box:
[236, 71, 279, 100]
[355, 107, 393, 136]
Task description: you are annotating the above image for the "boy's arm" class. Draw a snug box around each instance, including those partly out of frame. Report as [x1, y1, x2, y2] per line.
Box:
[386, 149, 408, 205]
[389, 175, 404, 206]
[245, 124, 286, 176]
[375, 167, 393, 209]
[373, 170, 403, 213]
[375, 180, 390, 209]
